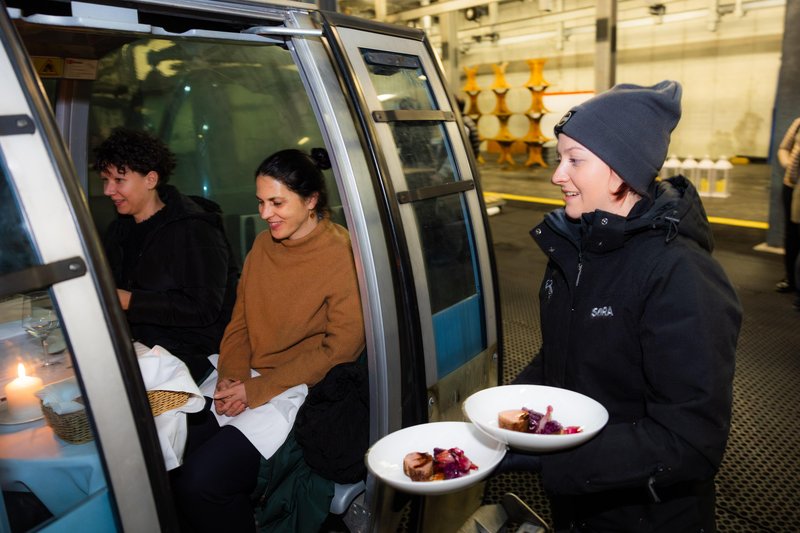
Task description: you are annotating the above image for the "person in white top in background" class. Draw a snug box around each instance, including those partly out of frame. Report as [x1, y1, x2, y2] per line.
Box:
[777, 116, 800, 309]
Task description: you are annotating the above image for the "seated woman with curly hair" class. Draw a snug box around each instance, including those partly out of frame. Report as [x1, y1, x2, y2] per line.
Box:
[94, 128, 239, 381]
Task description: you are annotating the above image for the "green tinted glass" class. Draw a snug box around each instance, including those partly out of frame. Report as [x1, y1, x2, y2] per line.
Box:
[87, 38, 336, 263]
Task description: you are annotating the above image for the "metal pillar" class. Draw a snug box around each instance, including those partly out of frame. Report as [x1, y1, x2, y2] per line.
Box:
[767, 0, 800, 247]
[439, 11, 460, 93]
[594, 0, 616, 92]
[374, 0, 386, 21]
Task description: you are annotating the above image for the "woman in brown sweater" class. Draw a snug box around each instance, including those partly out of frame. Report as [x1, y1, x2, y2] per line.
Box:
[173, 148, 365, 532]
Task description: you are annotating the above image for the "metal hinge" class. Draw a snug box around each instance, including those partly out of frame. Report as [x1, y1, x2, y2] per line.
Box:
[0, 115, 35, 136]
[0, 257, 87, 299]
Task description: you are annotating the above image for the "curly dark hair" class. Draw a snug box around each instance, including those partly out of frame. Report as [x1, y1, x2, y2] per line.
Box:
[93, 128, 176, 187]
[255, 148, 331, 219]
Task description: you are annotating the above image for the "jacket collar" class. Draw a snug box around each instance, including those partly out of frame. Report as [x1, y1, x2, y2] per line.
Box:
[532, 176, 713, 256]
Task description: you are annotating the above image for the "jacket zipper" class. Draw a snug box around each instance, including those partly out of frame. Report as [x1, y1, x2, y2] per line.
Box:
[576, 253, 583, 287]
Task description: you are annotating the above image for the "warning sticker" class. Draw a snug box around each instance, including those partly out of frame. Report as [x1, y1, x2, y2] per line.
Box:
[32, 56, 64, 78]
[64, 58, 98, 80]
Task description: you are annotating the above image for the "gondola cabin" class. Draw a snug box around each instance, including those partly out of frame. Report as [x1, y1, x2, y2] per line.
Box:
[0, 0, 501, 530]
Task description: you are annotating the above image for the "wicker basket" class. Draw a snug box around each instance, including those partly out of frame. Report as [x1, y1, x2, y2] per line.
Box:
[147, 390, 190, 417]
[41, 391, 189, 443]
[41, 401, 93, 444]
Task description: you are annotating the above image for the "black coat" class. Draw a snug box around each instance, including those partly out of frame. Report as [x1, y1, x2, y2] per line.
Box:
[516, 176, 741, 532]
[103, 185, 239, 380]
[463, 115, 481, 158]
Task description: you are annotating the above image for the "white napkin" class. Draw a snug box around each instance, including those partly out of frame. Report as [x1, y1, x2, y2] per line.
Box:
[199, 354, 307, 461]
[133, 341, 151, 357]
[136, 344, 205, 470]
[138, 345, 204, 401]
[35, 377, 84, 414]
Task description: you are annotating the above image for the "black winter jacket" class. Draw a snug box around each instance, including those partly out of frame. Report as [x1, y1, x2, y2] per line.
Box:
[463, 115, 481, 158]
[516, 176, 741, 532]
[103, 185, 239, 380]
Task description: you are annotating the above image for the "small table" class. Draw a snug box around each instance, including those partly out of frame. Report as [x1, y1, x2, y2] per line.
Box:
[0, 338, 201, 518]
[0, 418, 104, 516]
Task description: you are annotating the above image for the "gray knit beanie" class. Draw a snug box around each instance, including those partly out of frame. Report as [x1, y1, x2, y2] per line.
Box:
[554, 80, 682, 195]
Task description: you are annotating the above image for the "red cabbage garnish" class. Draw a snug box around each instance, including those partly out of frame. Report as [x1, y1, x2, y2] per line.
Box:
[521, 405, 581, 435]
[431, 447, 478, 479]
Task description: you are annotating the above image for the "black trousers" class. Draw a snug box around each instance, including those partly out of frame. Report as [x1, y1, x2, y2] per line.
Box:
[783, 184, 799, 289]
[171, 398, 262, 533]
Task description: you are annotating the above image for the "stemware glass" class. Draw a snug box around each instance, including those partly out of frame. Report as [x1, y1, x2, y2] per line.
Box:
[21, 291, 61, 366]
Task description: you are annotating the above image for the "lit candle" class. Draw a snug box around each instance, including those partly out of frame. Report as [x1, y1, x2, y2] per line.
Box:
[4, 363, 43, 421]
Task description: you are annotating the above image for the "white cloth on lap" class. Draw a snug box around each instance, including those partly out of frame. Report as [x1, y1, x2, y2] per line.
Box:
[199, 354, 307, 460]
[137, 343, 206, 470]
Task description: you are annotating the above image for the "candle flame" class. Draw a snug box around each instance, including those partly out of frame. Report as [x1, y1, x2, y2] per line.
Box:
[17, 363, 26, 379]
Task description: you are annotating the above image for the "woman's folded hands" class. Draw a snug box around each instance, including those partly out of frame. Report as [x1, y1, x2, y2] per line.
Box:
[213, 378, 248, 417]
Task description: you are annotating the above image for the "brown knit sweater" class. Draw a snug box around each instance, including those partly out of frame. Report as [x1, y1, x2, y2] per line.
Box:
[217, 218, 365, 408]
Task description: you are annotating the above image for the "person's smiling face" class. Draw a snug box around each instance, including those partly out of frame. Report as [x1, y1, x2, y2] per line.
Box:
[256, 175, 318, 241]
[100, 165, 158, 222]
[552, 134, 630, 219]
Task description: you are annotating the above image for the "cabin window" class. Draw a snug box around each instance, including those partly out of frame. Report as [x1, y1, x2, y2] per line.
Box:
[85, 37, 338, 264]
[362, 50, 434, 111]
[357, 46, 486, 377]
[0, 163, 37, 275]
[0, 161, 111, 532]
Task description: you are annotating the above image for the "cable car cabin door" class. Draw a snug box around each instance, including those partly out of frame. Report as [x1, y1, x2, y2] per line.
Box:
[0, 5, 173, 532]
[322, 16, 500, 421]
[320, 15, 501, 531]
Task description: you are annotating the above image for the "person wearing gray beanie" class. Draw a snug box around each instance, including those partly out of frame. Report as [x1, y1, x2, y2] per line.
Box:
[505, 82, 742, 532]
[554, 80, 682, 196]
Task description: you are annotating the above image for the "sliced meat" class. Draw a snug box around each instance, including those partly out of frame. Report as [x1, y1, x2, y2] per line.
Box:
[403, 451, 434, 481]
[498, 409, 529, 432]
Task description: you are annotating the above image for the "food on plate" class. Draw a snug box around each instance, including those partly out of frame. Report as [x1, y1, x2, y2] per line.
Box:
[498, 409, 528, 432]
[498, 405, 583, 435]
[403, 447, 478, 481]
[403, 451, 434, 481]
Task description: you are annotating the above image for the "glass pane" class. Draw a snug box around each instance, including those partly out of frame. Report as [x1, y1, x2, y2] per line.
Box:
[361, 48, 435, 111]
[0, 165, 37, 276]
[358, 46, 486, 378]
[0, 164, 115, 531]
[392, 122, 458, 186]
[413, 194, 485, 378]
[40, 79, 57, 111]
[87, 38, 338, 264]
[414, 195, 477, 313]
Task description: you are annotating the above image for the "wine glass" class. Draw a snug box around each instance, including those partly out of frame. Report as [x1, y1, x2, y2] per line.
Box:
[21, 291, 61, 366]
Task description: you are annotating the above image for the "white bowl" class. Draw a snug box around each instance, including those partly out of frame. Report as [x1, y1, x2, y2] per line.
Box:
[365, 421, 506, 495]
[463, 385, 608, 452]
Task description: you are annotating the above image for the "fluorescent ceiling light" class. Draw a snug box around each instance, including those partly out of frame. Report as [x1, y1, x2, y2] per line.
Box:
[497, 31, 557, 46]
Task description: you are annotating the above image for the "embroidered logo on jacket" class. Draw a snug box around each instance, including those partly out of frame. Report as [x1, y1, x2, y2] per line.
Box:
[544, 279, 554, 301]
[590, 306, 614, 318]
